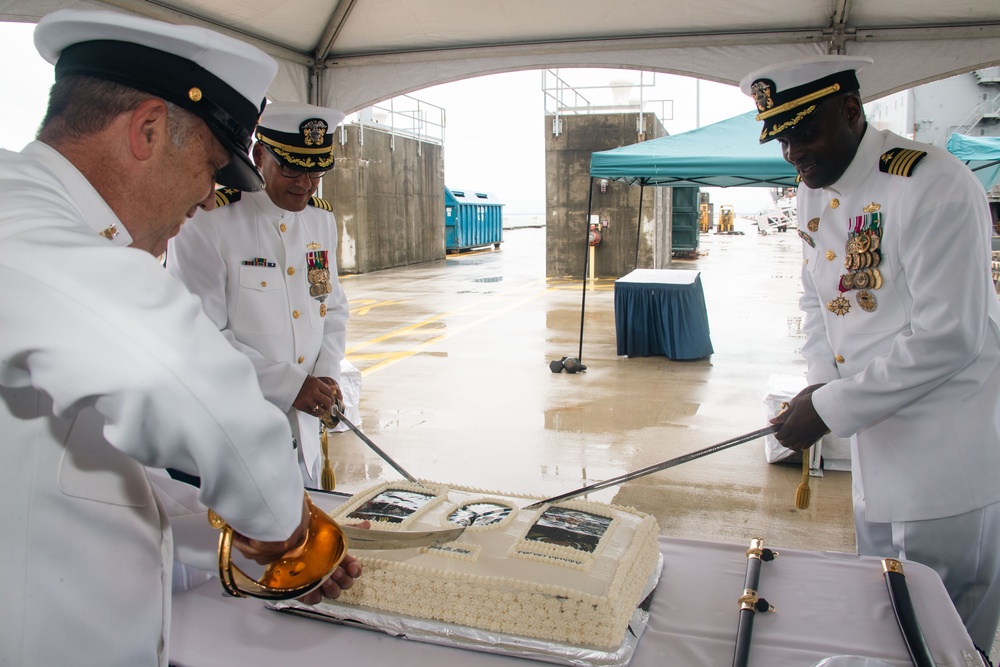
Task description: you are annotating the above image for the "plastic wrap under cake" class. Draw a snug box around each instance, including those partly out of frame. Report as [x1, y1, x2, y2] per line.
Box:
[270, 555, 663, 667]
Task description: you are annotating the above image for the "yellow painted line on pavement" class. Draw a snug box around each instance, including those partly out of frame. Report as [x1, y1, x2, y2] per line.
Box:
[350, 299, 406, 316]
[349, 278, 550, 376]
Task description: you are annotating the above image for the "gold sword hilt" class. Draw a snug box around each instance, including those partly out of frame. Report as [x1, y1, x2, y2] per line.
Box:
[208, 492, 348, 600]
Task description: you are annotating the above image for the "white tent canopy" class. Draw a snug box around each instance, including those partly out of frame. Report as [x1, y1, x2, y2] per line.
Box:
[3, 0, 1000, 112]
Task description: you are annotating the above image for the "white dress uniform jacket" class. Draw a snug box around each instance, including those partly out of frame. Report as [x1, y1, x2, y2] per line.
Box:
[799, 127, 1000, 523]
[167, 189, 349, 482]
[0, 142, 305, 667]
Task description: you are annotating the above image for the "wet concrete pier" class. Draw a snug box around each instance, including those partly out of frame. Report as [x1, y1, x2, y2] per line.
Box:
[329, 217, 855, 554]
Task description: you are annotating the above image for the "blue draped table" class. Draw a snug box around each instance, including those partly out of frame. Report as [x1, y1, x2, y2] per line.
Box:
[614, 269, 713, 359]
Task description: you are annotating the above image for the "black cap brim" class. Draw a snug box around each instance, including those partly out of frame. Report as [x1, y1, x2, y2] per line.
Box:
[214, 135, 265, 190]
[55, 39, 265, 191]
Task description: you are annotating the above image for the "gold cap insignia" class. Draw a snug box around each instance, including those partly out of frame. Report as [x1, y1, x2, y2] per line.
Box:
[749, 80, 775, 113]
[301, 119, 329, 147]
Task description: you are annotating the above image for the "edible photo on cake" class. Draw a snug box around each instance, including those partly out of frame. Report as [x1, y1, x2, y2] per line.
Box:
[525, 506, 612, 553]
[448, 502, 513, 527]
[346, 489, 436, 523]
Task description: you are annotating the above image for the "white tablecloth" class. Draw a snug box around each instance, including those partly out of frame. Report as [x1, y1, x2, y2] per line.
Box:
[170, 527, 979, 666]
[615, 269, 702, 285]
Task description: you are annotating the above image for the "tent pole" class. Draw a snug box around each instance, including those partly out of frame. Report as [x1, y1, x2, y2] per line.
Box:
[577, 177, 596, 364]
[633, 181, 645, 271]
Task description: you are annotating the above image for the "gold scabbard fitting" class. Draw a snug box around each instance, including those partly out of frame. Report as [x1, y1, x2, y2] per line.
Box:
[882, 558, 904, 575]
[738, 588, 776, 613]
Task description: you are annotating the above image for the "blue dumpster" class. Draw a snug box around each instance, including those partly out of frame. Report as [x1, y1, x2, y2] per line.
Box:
[445, 187, 504, 252]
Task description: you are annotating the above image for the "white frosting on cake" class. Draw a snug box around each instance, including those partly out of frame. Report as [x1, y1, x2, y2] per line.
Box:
[326, 481, 661, 649]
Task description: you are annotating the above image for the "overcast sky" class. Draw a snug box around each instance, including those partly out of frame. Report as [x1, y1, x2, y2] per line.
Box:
[0, 20, 772, 216]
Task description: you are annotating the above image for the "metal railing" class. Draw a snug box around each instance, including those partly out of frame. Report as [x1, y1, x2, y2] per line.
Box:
[343, 95, 446, 151]
[952, 89, 1000, 136]
[542, 68, 674, 137]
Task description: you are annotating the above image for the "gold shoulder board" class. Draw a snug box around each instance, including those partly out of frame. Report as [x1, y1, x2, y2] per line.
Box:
[878, 148, 927, 177]
[308, 196, 334, 212]
[214, 188, 243, 208]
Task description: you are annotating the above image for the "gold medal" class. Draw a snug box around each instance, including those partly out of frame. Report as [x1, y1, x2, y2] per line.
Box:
[870, 250, 881, 268]
[855, 234, 871, 252]
[306, 250, 332, 304]
[827, 295, 851, 316]
[842, 273, 855, 290]
[869, 233, 880, 251]
[857, 289, 877, 312]
[808, 217, 820, 232]
[872, 268, 882, 289]
[309, 282, 332, 298]
[853, 270, 870, 289]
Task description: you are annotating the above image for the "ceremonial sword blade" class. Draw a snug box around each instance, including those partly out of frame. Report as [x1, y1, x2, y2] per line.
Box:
[340, 523, 465, 550]
[332, 405, 422, 485]
[523, 426, 777, 510]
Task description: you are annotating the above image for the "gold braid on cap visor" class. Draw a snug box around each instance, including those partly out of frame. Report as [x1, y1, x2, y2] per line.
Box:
[755, 83, 842, 121]
[256, 133, 334, 169]
[761, 105, 817, 141]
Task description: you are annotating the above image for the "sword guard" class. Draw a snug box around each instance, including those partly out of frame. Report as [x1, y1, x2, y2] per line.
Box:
[210, 493, 348, 600]
[320, 400, 345, 430]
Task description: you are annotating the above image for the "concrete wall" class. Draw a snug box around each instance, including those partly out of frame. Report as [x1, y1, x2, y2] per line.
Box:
[326, 124, 445, 274]
[544, 112, 669, 279]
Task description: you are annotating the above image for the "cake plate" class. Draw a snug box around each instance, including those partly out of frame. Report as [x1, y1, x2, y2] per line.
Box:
[269, 554, 663, 667]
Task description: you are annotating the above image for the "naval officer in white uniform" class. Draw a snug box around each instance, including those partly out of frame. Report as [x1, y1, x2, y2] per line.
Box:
[168, 102, 350, 485]
[748, 56, 1000, 653]
[0, 10, 360, 667]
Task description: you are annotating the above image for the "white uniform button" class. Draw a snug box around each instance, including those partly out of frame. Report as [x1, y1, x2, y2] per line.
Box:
[298, 355, 305, 364]
[287, 267, 295, 276]
[292, 310, 300, 319]
[835, 354, 845, 364]
[826, 250, 836, 261]
[261, 281, 267, 287]
[280, 223, 287, 232]
[830, 199, 840, 209]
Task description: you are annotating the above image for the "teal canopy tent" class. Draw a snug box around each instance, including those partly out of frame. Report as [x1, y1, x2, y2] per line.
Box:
[946, 133, 1000, 192]
[589, 111, 798, 187]
[569, 112, 797, 368]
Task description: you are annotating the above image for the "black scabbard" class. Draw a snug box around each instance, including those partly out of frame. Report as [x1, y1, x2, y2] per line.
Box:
[882, 558, 937, 667]
[732, 538, 776, 667]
